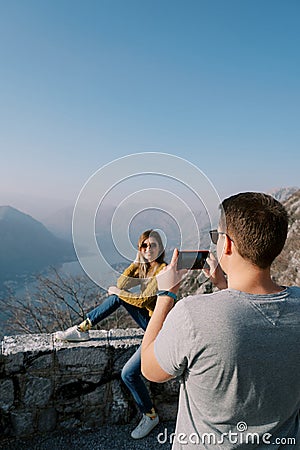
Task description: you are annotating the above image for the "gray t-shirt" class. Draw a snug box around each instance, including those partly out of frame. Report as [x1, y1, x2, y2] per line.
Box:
[154, 287, 300, 449]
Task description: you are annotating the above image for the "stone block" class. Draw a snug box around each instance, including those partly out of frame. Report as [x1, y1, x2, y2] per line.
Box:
[55, 336, 110, 375]
[55, 398, 82, 413]
[81, 405, 105, 428]
[2, 334, 53, 375]
[83, 384, 107, 407]
[37, 407, 57, 432]
[2, 352, 24, 375]
[2, 334, 53, 355]
[59, 417, 81, 430]
[108, 328, 143, 349]
[0, 354, 5, 376]
[55, 349, 110, 378]
[107, 379, 131, 424]
[26, 353, 53, 372]
[10, 410, 34, 436]
[23, 376, 53, 407]
[88, 329, 109, 343]
[0, 409, 11, 436]
[0, 379, 14, 411]
[81, 373, 105, 384]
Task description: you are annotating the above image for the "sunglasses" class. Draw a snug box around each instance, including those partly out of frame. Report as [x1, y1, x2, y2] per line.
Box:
[209, 229, 234, 245]
[140, 242, 158, 249]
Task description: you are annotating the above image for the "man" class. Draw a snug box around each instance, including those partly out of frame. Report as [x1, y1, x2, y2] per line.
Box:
[141, 192, 300, 449]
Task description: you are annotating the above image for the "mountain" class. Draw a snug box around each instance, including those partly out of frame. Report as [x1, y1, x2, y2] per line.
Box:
[42, 205, 74, 240]
[268, 186, 299, 203]
[0, 206, 76, 287]
[271, 189, 300, 286]
[43, 201, 212, 266]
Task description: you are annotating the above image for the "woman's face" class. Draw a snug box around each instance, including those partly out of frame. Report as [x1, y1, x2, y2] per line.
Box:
[139, 237, 160, 263]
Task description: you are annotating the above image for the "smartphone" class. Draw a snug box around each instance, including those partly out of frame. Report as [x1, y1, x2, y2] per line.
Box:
[177, 250, 209, 270]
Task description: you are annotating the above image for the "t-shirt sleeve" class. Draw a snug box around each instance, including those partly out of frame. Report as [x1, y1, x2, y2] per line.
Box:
[154, 300, 191, 378]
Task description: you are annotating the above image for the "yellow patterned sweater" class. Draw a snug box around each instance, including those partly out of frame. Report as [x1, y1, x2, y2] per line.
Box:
[116, 262, 167, 317]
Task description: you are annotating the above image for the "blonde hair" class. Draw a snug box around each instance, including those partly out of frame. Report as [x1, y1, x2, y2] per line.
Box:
[136, 230, 165, 278]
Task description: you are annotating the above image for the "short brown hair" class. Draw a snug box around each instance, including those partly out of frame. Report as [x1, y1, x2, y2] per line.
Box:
[220, 192, 288, 269]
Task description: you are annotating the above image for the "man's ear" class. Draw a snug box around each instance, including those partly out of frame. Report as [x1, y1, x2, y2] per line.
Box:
[223, 235, 233, 255]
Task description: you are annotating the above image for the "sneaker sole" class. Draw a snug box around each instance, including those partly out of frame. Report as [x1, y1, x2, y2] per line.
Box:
[54, 333, 90, 342]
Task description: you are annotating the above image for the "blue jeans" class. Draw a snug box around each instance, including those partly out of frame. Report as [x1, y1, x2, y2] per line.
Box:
[87, 294, 149, 330]
[86, 295, 154, 414]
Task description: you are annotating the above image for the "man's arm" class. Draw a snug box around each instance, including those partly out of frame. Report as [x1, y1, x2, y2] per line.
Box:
[141, 249, 185, 382]
[141, 295, 175, 382]
[141, 250, 227, 382]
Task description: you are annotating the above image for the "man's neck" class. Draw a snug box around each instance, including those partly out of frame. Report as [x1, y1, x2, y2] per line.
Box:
[227, 263, 283, 295]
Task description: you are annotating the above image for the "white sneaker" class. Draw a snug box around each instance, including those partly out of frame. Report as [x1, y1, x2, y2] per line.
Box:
[54, 326, 90, 342]
[131, 414, 159, 439]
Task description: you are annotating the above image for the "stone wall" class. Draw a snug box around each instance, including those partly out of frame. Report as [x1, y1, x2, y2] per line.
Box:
[0, 329, 179, 439]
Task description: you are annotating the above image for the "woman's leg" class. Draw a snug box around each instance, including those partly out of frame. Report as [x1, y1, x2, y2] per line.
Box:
[54, 297, 122, 341]
[88, 296, 153, 412]
[86, 294, 122, 326]
[86, 295, 150, 330]
[56, 295, 151, 343]
[121, 345, 154, 414]
[122, 344, 159, 439]
[120, 302, 150, 331]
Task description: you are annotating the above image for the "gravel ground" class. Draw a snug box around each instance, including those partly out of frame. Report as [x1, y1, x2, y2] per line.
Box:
[0, 421, 176, 450]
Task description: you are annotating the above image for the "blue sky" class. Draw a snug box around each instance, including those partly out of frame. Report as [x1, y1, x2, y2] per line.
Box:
[0, 0, 299, 218]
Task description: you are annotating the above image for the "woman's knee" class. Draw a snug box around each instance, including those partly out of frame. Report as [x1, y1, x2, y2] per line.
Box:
[108, 294, 121, 303]
[121, 366, 130, 384]
[121, 363, 139, 384]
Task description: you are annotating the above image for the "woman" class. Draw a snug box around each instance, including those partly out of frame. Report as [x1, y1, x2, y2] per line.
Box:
[55, 229, 167, 439]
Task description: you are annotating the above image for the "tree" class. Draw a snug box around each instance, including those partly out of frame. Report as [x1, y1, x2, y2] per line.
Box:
[0, 268, 137, 337]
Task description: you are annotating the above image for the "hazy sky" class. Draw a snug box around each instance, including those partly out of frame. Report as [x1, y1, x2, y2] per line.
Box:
[0, 0, 299, 218]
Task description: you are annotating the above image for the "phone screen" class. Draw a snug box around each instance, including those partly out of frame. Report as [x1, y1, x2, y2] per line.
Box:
[177, 250, 209, 270]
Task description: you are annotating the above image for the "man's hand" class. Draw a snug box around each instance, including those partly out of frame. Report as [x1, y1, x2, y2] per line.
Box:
[203, 253, 228, 290]
[108, 286, 121, 296]
[157, 248, 187, 293]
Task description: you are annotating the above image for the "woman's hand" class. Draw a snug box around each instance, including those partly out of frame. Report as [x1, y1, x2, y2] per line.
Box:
[108, 286, 121, 296]
[203, 253, 228, 290]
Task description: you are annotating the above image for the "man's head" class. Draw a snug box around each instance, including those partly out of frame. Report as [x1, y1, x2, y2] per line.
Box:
[219, 192, 289, 269]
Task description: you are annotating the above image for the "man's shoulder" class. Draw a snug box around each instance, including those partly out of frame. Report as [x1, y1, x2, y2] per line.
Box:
[286, 286, 300, 297]
[176, 289, 232, 315]
[176, 286, 300, 316]
[180, 289, 231, 304]
[287, 285, 300, 292]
